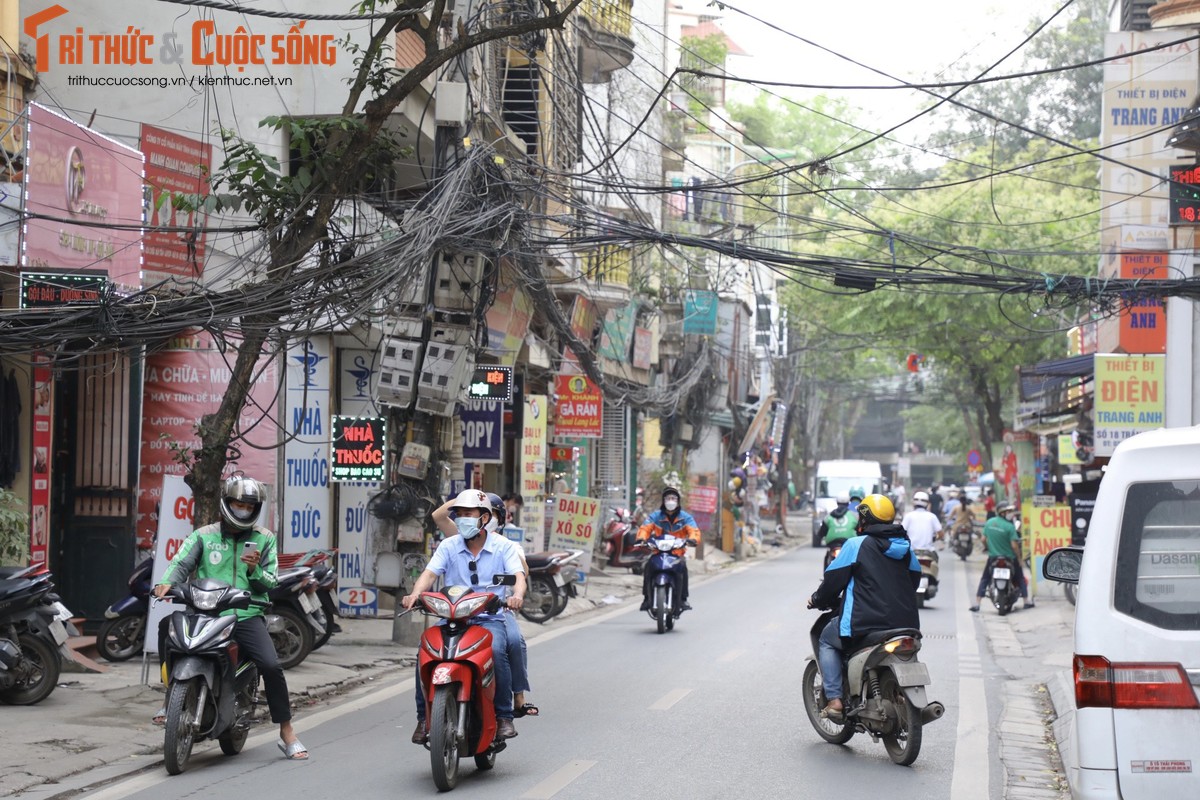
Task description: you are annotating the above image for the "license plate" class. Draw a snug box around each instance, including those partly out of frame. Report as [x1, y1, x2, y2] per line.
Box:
[299, 593, 319, 613]
[993, 568, 1011, 580]
[52, 601, 72, 621]
[48, 618, 68, 645]
[552, 571, 565, 587]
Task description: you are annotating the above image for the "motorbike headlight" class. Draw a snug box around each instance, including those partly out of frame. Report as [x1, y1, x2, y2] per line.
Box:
[452, 595, 491, 619]
[421, 596, 452, 618]
[191, 588, 222, 611]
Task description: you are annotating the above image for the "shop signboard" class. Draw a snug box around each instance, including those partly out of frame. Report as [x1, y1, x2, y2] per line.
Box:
[520, 395, 548, 549]
[460, 399, 503, 463]
[554, 374, 602, 438]
[1093, 354, 1165, 457]
[549, 494, 601, 552]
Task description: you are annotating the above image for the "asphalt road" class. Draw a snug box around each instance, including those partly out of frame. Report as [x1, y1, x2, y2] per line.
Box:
[78, 547, 1006, 799]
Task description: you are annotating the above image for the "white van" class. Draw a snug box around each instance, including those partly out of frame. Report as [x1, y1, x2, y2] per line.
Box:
[810, 459, 884, 546]
[1043, 426, 1200, 800]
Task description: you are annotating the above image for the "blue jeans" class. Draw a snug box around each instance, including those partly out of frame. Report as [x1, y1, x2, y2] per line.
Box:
[504, 611, 530, 694]
[817, 617, 845, 702]
[415, 616, 518, 721]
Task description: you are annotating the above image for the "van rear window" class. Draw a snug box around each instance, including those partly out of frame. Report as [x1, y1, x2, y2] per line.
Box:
[1115, 480, 1200, 630]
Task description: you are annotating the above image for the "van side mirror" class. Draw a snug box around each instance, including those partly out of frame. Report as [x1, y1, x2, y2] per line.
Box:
[1042, 546, 1083, 583]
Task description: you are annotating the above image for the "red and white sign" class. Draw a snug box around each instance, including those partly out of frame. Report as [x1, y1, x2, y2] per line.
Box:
[145, 474, 199, 655]
[142, 124, 212, 284]
[29, 356, 52, 566]
[688, 486, 719, 514]
[554, 375, 602, 438]
[136, 332, 279, 549]
[24, 104, 143, 291]
[632, 327, 652, 370]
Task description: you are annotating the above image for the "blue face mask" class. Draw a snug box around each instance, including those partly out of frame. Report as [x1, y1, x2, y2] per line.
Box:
[455, 516, 481, 539]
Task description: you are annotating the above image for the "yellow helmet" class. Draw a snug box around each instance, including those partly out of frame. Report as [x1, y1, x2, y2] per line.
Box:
[857, 494, 896, 526]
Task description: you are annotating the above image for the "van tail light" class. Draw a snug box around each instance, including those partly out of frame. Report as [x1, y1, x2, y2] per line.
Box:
[1075, 655, 1200, 709]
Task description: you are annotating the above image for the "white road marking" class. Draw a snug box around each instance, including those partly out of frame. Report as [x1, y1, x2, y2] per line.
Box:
[952, 559, 991, 798]
[519, 759, 598, 799]
[649, 687, 693, 711]
[717, 648, 744, 663]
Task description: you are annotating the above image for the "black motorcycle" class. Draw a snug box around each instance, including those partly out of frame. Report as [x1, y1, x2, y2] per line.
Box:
[520, 549, 584, 624]
[96, 556, 153, 662]
[0, 565, 75, 705]
[266, 567, 319, 669]
[161, 579, 261, 775]
[986, 556, 1021, 616]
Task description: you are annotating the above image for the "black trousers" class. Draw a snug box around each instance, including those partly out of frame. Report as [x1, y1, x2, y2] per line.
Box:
[642, 562, 689, 608]
[159, 613, 291, 723]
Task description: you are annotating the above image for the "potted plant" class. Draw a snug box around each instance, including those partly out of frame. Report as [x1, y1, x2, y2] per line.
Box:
[0, 488, 29, 567]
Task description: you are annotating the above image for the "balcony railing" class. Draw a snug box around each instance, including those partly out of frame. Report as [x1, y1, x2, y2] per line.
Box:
[578, 0, 635, 83]
[582, 0, 633, 39]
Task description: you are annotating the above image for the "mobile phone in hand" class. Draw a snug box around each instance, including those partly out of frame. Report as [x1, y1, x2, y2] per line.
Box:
[242, 541, 259, 556]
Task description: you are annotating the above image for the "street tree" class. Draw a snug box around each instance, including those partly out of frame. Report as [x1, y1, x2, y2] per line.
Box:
[179, 0, 583, 525]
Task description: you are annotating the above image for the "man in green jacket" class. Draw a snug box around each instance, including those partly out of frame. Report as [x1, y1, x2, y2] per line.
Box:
[153, 476, 308, 760]
[970, 503, 1033, 612]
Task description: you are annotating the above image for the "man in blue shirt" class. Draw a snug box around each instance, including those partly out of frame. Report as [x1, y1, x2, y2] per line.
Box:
[402, 490, 527, 742]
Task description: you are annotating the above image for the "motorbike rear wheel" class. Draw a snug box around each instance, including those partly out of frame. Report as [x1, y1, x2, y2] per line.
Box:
[801, 661, 854, 744]
[655, 585, 668, 634]
[520, 576, 560, 624]
[1064, 583, 1077, 606]
[996, 587, 1014, 616]
[269, 607, 313, 670]
[430, 685, 461, 791]
[0, 632, 61, 705]
[163, 678, 200, 775]
[880, 672, 923, 766]
[96, 615, 145, 662]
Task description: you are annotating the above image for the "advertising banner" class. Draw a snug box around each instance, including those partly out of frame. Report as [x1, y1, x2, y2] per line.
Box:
[283, 337, 332, 551]
[1118, 252, 1167, 353]
[1028, 504, 1073, 596]
[632, 326, 652, 370]
[683, 290, 718, 335]
[142, 124, 212, 284]
[994, 433, 1036, 509]
[1100, 31, 1197, 233]
[335, 348, 382, 617]
[598, 304, 636, 361]
[520, 395, 548, 550]
[146, 474, 208, 654]
[24, 104, 143, 291]
[460, 399, 503, 463]
[330, 416, 386, 482]
[1093, 354, 1166, 456]
[485, 273, 532, 369]
[554, 374, 602, 438]
[549, 494, 601, 552]
[137, 331, 278, 549]
[29, 357, 52, 566]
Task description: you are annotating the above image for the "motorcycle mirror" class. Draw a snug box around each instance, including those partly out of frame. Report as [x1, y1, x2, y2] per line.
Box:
[492, 573, 518, 586]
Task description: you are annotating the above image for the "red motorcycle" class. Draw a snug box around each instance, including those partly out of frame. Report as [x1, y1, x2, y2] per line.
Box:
[602, 508, 647, 573]
[414, 575, 517, 792]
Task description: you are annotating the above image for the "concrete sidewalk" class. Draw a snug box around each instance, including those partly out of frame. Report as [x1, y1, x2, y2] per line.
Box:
[0, 538, 791, 799]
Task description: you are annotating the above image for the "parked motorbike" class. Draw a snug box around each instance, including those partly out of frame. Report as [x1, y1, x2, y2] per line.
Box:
[520, 550, 585, 624]
[802, 610, 944, 766]
[96, 556, 153, 662]
[160, 580, 261, 775]
[0, 564, 75, 705]
[986, 556, 1020, 616]
[413, 574, 518, 791]
[266, 567, 319, 670]
[602, 508, 647, 573]
[951, 523, 975, 560]
[914, 549, 939, 608]
[289, 549, 340, 650]
[644, 535, 695, 634]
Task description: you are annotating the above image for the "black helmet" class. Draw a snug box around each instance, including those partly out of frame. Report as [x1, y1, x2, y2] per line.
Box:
[486, 492, 507, 531]
[220, 476, 265, 532]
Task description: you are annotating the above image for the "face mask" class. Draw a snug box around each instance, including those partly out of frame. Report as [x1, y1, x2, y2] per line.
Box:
[229, 504, 256, 522]
[455, 516, 481, 539]
[664, 499, 679, 512]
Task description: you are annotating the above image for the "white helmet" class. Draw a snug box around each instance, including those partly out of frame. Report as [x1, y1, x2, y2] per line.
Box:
[912, 491, 930, 507]
[451, 489, 490, 513]
[835, 492, 851, 504]
[219, 476, 265, 532]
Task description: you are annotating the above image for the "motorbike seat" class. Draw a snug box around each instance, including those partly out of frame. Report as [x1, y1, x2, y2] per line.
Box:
[622, 531, 639, 550]
[525, 554, 557, 569]
[276, 567, 311, 582]
[856, 627, 922, 649]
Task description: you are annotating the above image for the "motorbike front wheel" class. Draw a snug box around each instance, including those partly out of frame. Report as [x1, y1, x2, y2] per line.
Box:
[880, 672, 923, 766]
[219, 672, 258, 756]
[655, 585, 669, 634]
[96, 615, 145, 662]
[269, 607, 313, 670]
[311, 608, 332, 651]
[520, 576, 560, 624]
[163, 678, 200, 775]
[1064, 583, 1077, 606]
[429, 685, 461, 791]
[0, 632, 61, 705]
[801, 661, 854, 744]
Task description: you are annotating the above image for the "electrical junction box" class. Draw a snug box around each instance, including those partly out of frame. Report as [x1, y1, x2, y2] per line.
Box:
[374, 336, 424, 407]
[418, 327, 473, 402]
[398, 442, 431, 479]
[435, 81, 468, 127]
[432, 251, 485, 311]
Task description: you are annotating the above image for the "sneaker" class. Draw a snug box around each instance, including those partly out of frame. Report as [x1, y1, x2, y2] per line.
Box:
[969, 605, 980, 612]
[639, 600, 650, 611]
[680, 602, 693, 612]
[1023, 601, 1035, 609]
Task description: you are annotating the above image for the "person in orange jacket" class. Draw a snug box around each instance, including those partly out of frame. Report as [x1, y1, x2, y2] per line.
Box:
[636, 487, 701, 612]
